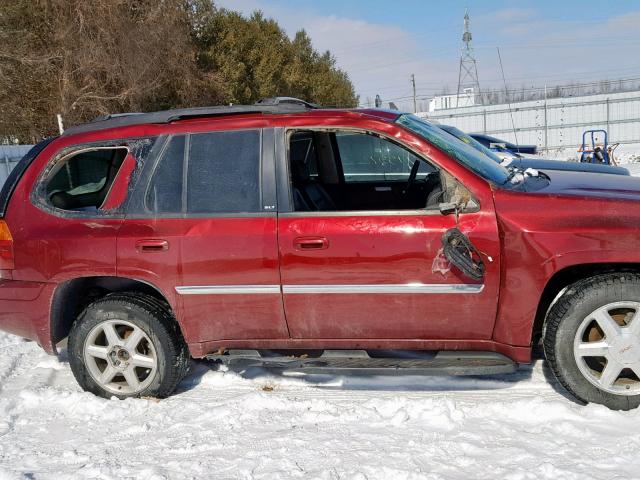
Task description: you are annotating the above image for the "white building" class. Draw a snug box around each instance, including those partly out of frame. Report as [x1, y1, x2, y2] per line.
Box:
[428, 88, 477, 112]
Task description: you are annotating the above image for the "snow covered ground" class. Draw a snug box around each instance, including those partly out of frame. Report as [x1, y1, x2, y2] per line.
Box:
[1, 332, 640, 479]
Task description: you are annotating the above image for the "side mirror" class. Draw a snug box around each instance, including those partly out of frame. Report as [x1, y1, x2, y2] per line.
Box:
[441, 228, 485, 280]
[438, 202, 458, 216]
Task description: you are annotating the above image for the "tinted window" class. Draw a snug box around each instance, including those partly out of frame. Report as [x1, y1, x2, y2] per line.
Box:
[187, 130, 260, 213]
[335, 132, 433, 182]
[146, 136, 185, 214]
[46, 147, 127, 211]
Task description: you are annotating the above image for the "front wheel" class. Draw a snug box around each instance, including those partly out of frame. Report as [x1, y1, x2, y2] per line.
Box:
[68, 293, 189, 399]
[544, 273, 640, 410]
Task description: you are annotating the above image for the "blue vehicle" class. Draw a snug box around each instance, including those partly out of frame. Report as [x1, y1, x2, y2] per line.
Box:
[469, 133, 538, 155]
[439, 125, 630, 176]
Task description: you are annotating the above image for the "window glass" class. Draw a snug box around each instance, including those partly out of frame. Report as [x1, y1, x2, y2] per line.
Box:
[187, 130, 261, 213]
[146, 136, 185, 214]
[290, 133, 318, 178]
[335, 132, 434, 182]
[397, 114, 509, 185]
[46, 148, 127, 211]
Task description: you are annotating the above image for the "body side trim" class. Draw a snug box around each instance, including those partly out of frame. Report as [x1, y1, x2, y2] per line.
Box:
[175, 283, 484, 295]
[282, 284, 484, 294]
[175, 285, 281, 295]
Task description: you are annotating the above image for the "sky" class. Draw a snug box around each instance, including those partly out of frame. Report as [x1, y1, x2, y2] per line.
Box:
[215, 0, 640, 111]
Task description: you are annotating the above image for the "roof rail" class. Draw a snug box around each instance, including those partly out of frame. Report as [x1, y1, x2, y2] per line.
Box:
[62, 101, 313, 136]
[255, 97, 318, 109]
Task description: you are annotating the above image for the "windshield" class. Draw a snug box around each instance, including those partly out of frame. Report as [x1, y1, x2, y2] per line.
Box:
[397, 114, 510, 185]
[438, 125, 505, 164]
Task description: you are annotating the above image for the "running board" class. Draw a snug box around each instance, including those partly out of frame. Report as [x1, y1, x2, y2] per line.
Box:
[206, 350, 518, 376]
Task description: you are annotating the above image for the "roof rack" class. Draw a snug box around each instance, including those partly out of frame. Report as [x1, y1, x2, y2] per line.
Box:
[255, 97, 319, 109]
[62, 97, 316, 136]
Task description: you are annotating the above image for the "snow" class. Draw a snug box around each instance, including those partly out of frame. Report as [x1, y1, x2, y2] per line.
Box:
[1, 333, 640, 479]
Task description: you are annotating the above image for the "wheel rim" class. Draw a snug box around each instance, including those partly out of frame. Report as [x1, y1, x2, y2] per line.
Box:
[83, 319, 158, 395]
[573, 301, 640, 396]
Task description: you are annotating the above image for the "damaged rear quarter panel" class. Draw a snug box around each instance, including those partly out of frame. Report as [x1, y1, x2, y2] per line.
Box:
[3, 135, 158, 351]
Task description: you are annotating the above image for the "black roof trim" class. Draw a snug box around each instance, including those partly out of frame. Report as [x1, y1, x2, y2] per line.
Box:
[62, 102, 312, 136]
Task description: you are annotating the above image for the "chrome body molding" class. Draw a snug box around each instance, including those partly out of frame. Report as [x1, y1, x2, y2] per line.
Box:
[281, 284, 484, 294]
[175, 283, 484, 295]
[175, 285, 281, 295]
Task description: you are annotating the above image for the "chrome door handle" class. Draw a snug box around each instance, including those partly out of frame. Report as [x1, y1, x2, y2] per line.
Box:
[136, 239, 169, 252]
[294, 236, 329, 250]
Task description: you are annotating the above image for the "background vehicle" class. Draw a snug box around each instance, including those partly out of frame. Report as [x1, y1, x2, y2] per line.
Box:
[470, 133, 538, 155]
[440, 125, 630, 176]
[1, 99, 640, 410]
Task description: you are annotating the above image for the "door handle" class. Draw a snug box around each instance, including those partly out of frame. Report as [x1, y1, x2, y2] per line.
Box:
[136, 239, 169, 252]
[294, 236, 329, 250]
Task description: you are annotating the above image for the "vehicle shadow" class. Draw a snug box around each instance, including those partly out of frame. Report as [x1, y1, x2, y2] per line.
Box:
[55, 342, 581, 402]
[177, 354, 539, 395]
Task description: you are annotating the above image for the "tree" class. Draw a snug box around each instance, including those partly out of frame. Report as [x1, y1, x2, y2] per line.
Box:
[190, 3, 358, 108]
[0, 0, 358, 141]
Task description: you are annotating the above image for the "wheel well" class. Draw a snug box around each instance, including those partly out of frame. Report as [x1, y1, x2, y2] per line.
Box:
[50, 276, 171, 348]
[532, 263, 640, 344]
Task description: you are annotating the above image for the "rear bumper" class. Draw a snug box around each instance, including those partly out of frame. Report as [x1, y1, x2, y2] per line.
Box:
[0, 280, 56, 353]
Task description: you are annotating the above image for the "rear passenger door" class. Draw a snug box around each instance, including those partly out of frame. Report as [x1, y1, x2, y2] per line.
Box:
[118, 128, 288, 350]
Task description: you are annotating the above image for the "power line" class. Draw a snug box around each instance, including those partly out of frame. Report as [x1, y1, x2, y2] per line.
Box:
[363, 75, 640, 106]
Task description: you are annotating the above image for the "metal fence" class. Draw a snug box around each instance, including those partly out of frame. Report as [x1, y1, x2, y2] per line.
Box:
[0, 145, 33, 186]
[421, 90, 640, 153]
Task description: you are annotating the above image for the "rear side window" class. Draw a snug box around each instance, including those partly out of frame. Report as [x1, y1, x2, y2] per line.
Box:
[146, 136, 185, 214]
[187, 130, 260, 213]
[145, 130, 261, 215]
[45, 147, 128, 212]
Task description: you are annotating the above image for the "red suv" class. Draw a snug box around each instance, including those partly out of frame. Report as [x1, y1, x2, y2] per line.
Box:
[2, 98, 640, 409]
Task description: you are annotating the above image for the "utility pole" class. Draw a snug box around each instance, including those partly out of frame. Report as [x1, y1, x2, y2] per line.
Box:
[56, 114, 64, 134]
[544, 84, 548, 153]
[411, 74, 417, 113]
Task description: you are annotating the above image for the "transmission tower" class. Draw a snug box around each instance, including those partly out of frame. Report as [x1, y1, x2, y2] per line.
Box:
[456, 10, 481, 107]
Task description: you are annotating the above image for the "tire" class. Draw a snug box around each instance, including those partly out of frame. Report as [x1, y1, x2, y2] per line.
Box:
[544, 273, 640, 410]
[68, 293, 189, 399]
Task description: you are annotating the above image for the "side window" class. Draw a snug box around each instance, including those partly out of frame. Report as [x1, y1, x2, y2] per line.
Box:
[45, 147, 128, 212]
[335, 132, 435, 182]
[288, 129, 446, 212]
[145, 130, 261, 215]
[187, 130, 261, 214]
[146, 136, 185, 214]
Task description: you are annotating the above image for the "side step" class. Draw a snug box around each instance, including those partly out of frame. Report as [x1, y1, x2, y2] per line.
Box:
[206, 349, 518, 376]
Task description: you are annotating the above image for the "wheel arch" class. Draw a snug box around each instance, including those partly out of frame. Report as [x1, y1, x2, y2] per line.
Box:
[50, 276, 179, 353]
[533, 263, 640, 344]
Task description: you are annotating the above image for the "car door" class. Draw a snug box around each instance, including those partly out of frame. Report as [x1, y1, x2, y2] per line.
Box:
[117, 128, 289, 348]
[276, 127, 501, 341]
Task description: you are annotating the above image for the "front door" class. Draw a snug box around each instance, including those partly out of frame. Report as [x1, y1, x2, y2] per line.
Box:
[277, 128, 501, 341]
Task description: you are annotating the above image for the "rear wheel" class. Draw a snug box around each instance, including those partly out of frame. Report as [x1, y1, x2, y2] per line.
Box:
[544, 273, 640, 410]
[68, 293, 189, 399]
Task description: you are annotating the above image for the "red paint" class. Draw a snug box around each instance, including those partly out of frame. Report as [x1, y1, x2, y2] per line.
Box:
[1, 109, 640, 365]
[117, 217, 288, 343]
[101, 152, 136, 210]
